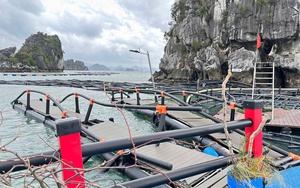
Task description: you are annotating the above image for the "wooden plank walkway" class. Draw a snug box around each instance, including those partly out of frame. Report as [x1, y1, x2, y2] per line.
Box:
[123, 98, 283, 158]
[214, 106, 300, 128]
[123, 98, 216, 128]
[167, 111, 215, 127]
[87, 121, 220, 185]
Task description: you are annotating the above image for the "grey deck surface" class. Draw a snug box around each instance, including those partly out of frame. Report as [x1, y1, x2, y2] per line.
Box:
[137, 142, 217, 184]
[168, 110, 216, 127]
[125, 98, 216, 127]
[123, 98, 156, 106]
[194, 167, 229, 188]
[20, 99, 86, 120]
[86, 121, 140, 140]
[87, 121, 225, 185]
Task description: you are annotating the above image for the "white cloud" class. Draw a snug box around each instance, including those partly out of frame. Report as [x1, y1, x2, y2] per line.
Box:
[0, 0, 174, 68]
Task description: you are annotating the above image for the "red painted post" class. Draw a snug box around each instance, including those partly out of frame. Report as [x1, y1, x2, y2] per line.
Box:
[244, 100, 263, 157]
[56, 117, 85, 188]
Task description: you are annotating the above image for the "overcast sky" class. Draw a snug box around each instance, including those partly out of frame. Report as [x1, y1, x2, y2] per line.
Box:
[0, 0, 174, 68]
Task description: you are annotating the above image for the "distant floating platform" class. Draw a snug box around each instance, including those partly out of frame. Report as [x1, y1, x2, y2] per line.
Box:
[214, 107, 300, 131]
[1, 71, 118, 76]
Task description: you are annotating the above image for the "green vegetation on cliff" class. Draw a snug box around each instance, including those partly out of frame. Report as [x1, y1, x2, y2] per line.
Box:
[14, 32, 64, 71]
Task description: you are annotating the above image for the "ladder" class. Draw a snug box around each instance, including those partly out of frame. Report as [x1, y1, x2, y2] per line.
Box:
[252, 62, 275, 119]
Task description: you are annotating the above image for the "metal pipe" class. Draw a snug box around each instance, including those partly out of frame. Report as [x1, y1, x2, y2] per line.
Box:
[132, 152, 173, 170]
[0, 151, 59, 173]
[161, 114, 230, 157]
[26, 90, 30, 111]
[46, 94, 50, 115]
[99, 152, 121, 173]
[0, 120, 250, 174]
[157, 113, 166, 133]
[119, 156, 232, 188]
[263, 137, 300, 146]
[84, 99, 94, 124]
[146, 51, 156, 91]
[234, 129, 290, 156]
[182, 91, 187, 102]
[264, 132, 300, 140]
[111, 88, 115, 101]
[81, 119, 252, 157]
[273, 156, 293, 167]
[281, 160, 300, 169]
[199, 137, 230, 157]
[230, 109, 235, 121]
[120, 88, 124, 104]
[136, 92, 140, 105]
[161, 92, 165, 105]
[75, 93, 80, 113]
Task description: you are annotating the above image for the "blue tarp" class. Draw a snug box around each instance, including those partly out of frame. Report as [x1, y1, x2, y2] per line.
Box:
[266, 166, 300, 187]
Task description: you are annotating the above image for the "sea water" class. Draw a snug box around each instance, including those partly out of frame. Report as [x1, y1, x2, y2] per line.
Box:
[0, 71, 155, 187]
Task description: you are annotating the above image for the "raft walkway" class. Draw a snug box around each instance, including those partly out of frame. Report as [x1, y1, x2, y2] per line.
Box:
[122, 98, 283, 158]
[87, 121, 225, 186]
[16, 98, 229, 187]
[214, 106, 300, 129]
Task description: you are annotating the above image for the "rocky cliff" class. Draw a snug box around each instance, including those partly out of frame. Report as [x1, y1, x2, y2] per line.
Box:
[0, 32, 64, 72]
[156, 0, 300, 87]
[64, 59, 88, 71]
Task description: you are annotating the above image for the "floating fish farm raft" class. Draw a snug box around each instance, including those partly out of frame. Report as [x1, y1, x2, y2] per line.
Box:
[2, 79, 300, 187]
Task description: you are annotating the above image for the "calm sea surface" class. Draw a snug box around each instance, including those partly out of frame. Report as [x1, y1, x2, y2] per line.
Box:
[0, 71, 156, 187]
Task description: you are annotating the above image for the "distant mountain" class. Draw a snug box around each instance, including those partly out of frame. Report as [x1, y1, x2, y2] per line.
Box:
[125, 68, 134, 71]
[89, 64, 110, 71]
[0, 32, 64, 72]
[108, 66, 124, 71]
[108, 65, 158, 72]
[64, 59, 88, 71]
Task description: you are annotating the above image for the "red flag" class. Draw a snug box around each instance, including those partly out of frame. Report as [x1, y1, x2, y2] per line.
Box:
[256, 34, 261, 49]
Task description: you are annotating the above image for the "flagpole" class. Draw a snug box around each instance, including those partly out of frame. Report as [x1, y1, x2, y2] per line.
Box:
[252, 34, 261, 99]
